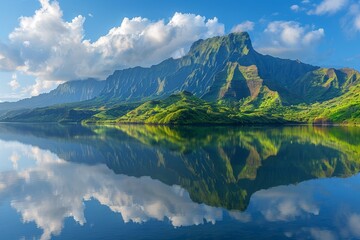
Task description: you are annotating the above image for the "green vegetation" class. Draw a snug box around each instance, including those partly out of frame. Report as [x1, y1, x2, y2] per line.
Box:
[292, 67, 360, 103]
[283, 83, 360, 124]
[116, 91, 237, 124]
[0, 105, 99, 123]
[0, 32, 359, 125]
[2, 86, 359, 125]
[92, 91, 287, 125]
[90, 82, 359, 125]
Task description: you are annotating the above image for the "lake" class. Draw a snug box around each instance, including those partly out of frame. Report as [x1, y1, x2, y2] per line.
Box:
[0, 123, 359, 239]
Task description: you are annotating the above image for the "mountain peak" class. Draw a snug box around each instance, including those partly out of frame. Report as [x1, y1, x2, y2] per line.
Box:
[227, 31, 252, 47]
[189, 32, 252, 50]
[227, 32, 254, 54]
[187, 32, 254, 63]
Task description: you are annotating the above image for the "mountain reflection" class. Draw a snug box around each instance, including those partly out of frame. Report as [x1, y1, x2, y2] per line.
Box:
[0, 141, 223, 240]
[0, 124, 359, 239]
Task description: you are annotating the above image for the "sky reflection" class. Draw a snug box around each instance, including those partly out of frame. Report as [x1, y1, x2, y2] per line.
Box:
[0, 125, 360, 239]
[0, 141, 225, 239]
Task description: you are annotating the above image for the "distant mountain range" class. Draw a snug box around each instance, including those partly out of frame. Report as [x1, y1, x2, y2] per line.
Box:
[1, 32, 359, 124]
[0, 79, 104, 114]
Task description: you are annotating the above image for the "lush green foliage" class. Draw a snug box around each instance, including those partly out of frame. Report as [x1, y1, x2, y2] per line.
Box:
[102, 91, 285, 125]
[0, 33, 359, 125]
[1, 105, 98, 123]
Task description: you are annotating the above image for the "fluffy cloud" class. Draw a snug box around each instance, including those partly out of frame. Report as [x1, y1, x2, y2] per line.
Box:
[308, 0, 348, 15]
[0, 0, 224, 83]
[290, 5, 301, 12]
[0, 140, 224, 240]
[8, 73, 20, 90]
[256, 21, 325, 60]
[290, 4, 307, 12]
[25, 79, 62, 97]
[231, 21, 255, 33]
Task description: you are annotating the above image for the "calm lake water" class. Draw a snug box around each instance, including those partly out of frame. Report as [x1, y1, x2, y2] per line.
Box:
[0, 124, 359, 240]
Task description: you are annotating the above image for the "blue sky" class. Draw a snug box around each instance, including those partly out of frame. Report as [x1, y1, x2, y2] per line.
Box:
[0, 0, 359, 102]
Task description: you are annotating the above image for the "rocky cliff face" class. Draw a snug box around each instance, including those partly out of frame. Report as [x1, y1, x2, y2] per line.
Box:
[2, 32, 360, 124]
[98, 32, 319, 104]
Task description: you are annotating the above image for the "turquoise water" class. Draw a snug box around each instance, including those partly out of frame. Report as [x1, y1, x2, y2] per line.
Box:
[0, 124, 359, 239]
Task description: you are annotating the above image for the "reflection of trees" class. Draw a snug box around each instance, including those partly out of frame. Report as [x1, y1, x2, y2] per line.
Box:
[98, 125, 360, 210]
[0, 123, 359, 211]
[0, 146, 222, 240]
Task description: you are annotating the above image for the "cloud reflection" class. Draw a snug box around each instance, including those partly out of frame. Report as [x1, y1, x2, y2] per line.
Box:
[0, 140, 222, 240]
[309, 228, 337, 240]
[0, 136, 360, 240]
[347, 214, 360, 237]
[253, 185, 319, 222]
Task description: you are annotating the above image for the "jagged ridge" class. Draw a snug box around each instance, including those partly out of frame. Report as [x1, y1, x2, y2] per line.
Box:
[1, 32, 360, 124]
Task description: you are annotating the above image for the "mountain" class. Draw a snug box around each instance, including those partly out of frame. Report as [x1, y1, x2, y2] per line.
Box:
[0, 78, 105, 116]
[292, 67, 360, 103]
[99, 32, 317, 104]
[1, 32, 360, 124]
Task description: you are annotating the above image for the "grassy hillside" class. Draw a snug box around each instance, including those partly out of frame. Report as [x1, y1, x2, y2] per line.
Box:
[116, 91, 238, 124]
[100, 91, 286, 125]
[2, 87, 359, 125]
[1, 106, 98, 123]
[283, 83, 360, 124]
[292, 67, 360, 103]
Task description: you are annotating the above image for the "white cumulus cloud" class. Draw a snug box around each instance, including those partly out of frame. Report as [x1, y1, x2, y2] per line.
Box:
[0, 0, 225, 83]
[231, 21, 255, 33]
[256, 21, 325, 60]
[291, 5, 301, 12]
[8, 73, 20, 90]
[308, 0, 348, 15]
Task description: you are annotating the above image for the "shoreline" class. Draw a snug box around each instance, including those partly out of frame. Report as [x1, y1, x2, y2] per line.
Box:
[0, 121, 358, 127]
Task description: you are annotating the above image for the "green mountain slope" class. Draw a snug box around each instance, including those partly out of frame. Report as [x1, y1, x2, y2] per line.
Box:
[89, 91, 286, 125]
[292, 67, 360, 103]
[1, 32, 359, 124]
[288, 83, 360, 124]
[98, 32, 317, 104]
